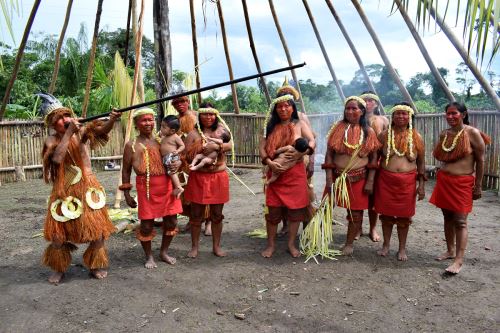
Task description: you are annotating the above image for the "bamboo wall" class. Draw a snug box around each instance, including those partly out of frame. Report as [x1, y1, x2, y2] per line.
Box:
[1, 111, 498, 190]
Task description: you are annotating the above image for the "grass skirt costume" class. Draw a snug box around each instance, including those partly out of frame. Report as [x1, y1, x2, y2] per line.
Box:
[42, 123, 115, 273]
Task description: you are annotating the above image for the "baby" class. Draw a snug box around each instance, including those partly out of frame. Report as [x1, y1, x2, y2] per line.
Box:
[267, 137, 310, 184]
[190, 127, 231, 171]
[160, 115, 185, 198]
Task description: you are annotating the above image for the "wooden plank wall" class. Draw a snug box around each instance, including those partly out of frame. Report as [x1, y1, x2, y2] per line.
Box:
[1, 111, 498, 191]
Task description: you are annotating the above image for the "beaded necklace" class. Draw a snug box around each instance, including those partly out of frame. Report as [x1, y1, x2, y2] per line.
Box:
[441, 128, 464, 152]
[343, 124, 364, 150]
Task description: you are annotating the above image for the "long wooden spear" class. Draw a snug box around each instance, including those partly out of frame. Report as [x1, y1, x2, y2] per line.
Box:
[77, 62, 306, 124]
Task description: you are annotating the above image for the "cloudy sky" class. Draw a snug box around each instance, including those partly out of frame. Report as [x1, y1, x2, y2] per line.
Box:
[7, 0, 499, 96]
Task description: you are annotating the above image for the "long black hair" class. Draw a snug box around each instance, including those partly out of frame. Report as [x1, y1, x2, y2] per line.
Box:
[343, 98, 370, 140]
[197, 101, 219, 131]
[361, 90, 381, 115]
[265, 98, 299, 136]
[445, 102, 470, 125]
[391, 102, 415, 129]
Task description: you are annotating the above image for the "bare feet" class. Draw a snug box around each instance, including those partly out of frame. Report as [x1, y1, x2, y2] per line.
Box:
[173, 187, 184, 199]
[445, 260, 463, 274]
[261, 246, 275, 258]
[354, 228, 362, 240]
[369, 230, 381, 242]
[48, 272, 64, 284]
[377, 246, 390, 257]
[204, 222, 212, 236]
[160, 252, 177, 265]
[213, 246, 227, 257]
[342, 244, 354, 256]
[287, 246, 300, 258]
[187, 247, 198, 258]
[90, 269, 108, 279]
[435, 251, 455, 261]
[397, 250, 408, 261]
[144, 255, 157, 269]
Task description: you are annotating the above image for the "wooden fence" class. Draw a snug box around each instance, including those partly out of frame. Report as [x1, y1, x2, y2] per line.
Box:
[1, 111, 498, 190]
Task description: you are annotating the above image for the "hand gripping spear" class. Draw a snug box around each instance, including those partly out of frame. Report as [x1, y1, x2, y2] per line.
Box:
[78, 62, 306, 123]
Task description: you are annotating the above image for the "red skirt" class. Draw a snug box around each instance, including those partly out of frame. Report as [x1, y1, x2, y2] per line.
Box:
[136, 174, 183, 220]
[429, 170, 474, 214]
[266, 162, 309, 209]
[184, 170, 230, 205]
[374, 169, 417, 218]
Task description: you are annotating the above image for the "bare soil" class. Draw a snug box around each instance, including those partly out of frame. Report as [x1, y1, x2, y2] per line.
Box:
[0, 169, 499, 332]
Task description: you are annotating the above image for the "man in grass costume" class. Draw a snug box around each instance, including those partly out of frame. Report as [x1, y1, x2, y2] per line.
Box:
[40, 93, 120, 283]
[323, 96, 380, 256]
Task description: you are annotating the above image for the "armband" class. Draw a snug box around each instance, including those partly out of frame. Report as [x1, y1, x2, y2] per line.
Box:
[261, 157, 270, 166]
[366, 162, 379, 170]
[119, 183, 133, 191]
[307, 146, 315, 155]
[321, 163, 336, 170]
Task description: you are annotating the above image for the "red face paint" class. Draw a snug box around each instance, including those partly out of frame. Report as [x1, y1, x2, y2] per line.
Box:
[445, 106, 464, 127]
[200, 113, 216, 128]
[344, 100, 362, 124]
[276, 101, 293, 121]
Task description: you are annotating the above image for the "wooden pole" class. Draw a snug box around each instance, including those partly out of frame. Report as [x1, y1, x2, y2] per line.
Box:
[49, 0, 74, 94]
[81, 0, 104, 118]
[302, 0, 345, 101]
[0, 0, 41, 121]
[216, 0, 240, 114]
[324, 0, 384, 112]
[268, 0, 306, 112]
[124, 0, 133, 67]
[424, 0, 500, 111]
[114, 0, 146, 208]
[394, 0, 455, 102]
[189, 0, 202, 104]
[241, 0, 271, 104]
[351, 0, 416, 110]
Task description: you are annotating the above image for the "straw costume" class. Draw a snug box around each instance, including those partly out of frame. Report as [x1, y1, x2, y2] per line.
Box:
[39, 93, 117, 276]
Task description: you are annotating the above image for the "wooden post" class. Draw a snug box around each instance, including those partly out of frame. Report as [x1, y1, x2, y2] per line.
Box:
[189, 0, 202, 105]
[302, 0, 345, 101]
[216, 0, 240, 114]
[14, 166, 26, 182]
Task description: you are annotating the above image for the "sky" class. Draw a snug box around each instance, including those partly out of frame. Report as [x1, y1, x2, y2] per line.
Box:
[5, 0, 500, 97]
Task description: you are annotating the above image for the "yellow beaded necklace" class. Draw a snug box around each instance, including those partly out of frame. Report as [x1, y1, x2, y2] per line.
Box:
[441, 128, 465, 152]
[343, 124, 364, 150]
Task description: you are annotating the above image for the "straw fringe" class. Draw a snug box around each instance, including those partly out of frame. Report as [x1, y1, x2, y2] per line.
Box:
[42, 242, 78, 272]
[83, 246, 109, 269]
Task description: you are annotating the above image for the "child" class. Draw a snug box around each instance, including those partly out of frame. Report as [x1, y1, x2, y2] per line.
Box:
[190, 127, 231, 171]
[266, 138, 310, 184]
[160, 115, 185, 198]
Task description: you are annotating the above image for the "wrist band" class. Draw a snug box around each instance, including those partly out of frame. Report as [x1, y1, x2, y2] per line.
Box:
[366, 162, 379, 170]
[321, 163, 336, 170]
[417, 173, 428, 181]
[119, 183, 133, 191]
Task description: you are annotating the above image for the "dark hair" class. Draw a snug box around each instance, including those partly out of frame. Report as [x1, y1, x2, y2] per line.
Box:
[197, 102, 219, 131]
[361, 90, 381, 115]
[162, 115, 180, 131]
[220, 128, 231, 143]
[343, 98, 370, 140]
[445, 102, 469, 125]
[265, 99, 299, 136]
[293, 137, 309, 153]
[391, 102, 415, 129]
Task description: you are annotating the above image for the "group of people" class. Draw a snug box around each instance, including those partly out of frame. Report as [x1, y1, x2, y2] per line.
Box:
[38, 82, 489, 284]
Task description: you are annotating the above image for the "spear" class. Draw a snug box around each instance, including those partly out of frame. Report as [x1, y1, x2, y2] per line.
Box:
[79, 62, 306, 124]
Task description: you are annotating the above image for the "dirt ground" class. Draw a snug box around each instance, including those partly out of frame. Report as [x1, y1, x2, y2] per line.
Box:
[0, 168, 499, 333]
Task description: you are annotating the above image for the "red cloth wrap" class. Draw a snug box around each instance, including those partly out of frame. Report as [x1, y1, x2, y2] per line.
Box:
[136, 175, 183, 220]
[429, 170, 474, 214]
[266, 162, 309, 209]
[184, 170, 229, 204]
[333, 171, 369, 211]
[374, 169, 417, 218]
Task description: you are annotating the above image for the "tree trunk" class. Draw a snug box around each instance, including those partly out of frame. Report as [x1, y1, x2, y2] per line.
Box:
[216, 0, 240, 114]
[114, 0, 146, 208]
[49, 0, 74, 94]
[351, 0, 416, 110]
[268, 0, 306, 112]
[153, 0, 173, 122]
[124, 0, 133, 67]
[425, 1, 500, 111]
[324, 0, 384, 113]
[303, 0, 345, 101]
[241, 0, 271, 104]
[395, 0, 455, 102]
[81, 0, 104, 118]
[0, 0, 41, 121]
[189, 0, 202, 105]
